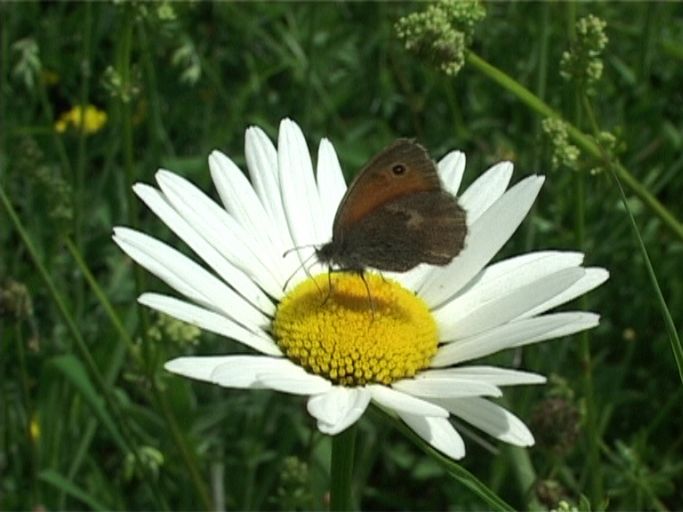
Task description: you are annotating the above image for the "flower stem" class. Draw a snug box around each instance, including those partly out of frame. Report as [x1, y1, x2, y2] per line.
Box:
[465, 50, 683, 242]
[330, 425, 357, 511]
[573, 89, 603, 505]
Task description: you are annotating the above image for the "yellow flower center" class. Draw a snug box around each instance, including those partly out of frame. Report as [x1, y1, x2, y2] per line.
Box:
[272, 273, 438, 386]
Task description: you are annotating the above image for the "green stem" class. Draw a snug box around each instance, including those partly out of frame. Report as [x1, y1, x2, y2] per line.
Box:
[465, 51, 683, 242]
[137, 21, 174, 160]
[330, 425, 357, 511]
[74, 2, 92, 231]
[593, 89, 683, 379]
[574, 110, 603, 507]
[154, 386, 213, 510]
[37, 78, 72, 180]
[116, 5, 152, 369]
[15, 321, 39, 504]
[505, 445, 541, 510]
[65, 238, 139, 362]
[117, 8, 137, 230]
[0, 3, 8, 175]
[526, 1, 550, 253]
[582, 94, 682, 384]
[72, 2, 93, 325]
[610, 168, 683, 383]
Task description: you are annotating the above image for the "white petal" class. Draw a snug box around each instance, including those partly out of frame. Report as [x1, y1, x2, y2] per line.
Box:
[279, 119, 325, 251]
[256, 369, 332, 395]
[436, 397, 534, 446]
[432, 312, 600, 366]
[438, 267, 586, 339]
[211, 357, 297, 388]
[421, 366, 546, 386]
[516, 312, 600, 346]
[154, 170, 286, 294]
[165, 355, 243, 382]
[392, 377, 502, 398]
[521, 268, 609, 318]
[209, 150, 285, 254]
[113, 227, 268, 329]
[419, 176, 545, 307]
[316, 138, 347, 240]
[134, 183, 277, 311]
[434, 251, 584, 333]
[244, 126, 292, 246]
[398, 413, 465, 460]
[383, 264, 431, 292]
[114, 229, 203, 304]
[438, 151, 466, 196]
[307, 386, 371, 435]
[138, 293, 282, 356]
[368, 385, 449, 417]
[165, 355, 323, 393]
[459, 161, 513, 224]
[209, 355, 326, 392]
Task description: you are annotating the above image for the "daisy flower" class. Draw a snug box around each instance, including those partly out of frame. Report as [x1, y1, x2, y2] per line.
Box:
[113, 118, 607, 460]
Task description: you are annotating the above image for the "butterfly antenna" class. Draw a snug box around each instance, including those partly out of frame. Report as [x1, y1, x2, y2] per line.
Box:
[282, 251, 318, 292]
[303, 259, 325, 296]
[282, 243, 319, 259]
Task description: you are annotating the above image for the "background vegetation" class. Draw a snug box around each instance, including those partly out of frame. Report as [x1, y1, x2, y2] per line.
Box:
[1, 2, 682, 510]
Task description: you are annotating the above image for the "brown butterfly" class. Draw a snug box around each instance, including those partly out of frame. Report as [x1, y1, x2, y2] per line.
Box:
[316, 139, 467, 273]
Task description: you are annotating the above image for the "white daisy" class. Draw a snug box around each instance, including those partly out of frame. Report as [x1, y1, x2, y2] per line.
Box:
[113, 118, 607, 460]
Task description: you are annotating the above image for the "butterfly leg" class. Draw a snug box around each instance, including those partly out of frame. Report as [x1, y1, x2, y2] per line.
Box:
[358, 270, 376, 316]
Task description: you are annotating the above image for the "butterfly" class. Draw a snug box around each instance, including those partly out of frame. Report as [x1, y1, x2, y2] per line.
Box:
[316, 139, 467, 273]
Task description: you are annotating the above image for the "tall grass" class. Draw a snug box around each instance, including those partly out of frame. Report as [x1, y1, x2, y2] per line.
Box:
[1, 2, 682, 510]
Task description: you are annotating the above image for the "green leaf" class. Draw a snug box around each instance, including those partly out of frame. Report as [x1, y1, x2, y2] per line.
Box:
[609, 169, 683, 385]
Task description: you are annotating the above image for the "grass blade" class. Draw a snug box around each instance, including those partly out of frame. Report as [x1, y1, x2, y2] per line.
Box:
[38, 469, 109, 511]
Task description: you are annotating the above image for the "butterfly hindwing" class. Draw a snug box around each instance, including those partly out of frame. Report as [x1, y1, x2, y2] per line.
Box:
[338, 191, 467, 272]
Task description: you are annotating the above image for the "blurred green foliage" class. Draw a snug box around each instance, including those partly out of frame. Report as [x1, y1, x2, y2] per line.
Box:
[1, 2, 682, 510]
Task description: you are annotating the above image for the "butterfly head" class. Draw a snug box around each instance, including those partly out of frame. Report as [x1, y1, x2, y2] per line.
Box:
[314, 242, 335, 267]
[315, 240, 362, 273]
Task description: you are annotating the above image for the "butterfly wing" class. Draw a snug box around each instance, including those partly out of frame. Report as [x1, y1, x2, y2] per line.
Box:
[321, 138, 468, 272]
[339, 190, 467, 271]
[332, 139, 442, 241]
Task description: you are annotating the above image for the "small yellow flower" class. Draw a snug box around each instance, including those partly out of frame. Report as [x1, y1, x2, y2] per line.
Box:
[30, 414, 41, 441]
[54, 104, 107, 135]
[41, 69, 60, 86]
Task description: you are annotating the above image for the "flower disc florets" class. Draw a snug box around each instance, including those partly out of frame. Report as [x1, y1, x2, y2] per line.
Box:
[273, 273, 438, 386]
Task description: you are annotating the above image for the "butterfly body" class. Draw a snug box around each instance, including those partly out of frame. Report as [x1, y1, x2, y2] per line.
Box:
[316, 139, 467, 273]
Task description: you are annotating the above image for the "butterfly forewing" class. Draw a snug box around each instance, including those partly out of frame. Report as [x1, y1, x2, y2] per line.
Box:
[333, 139, 441, 238]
